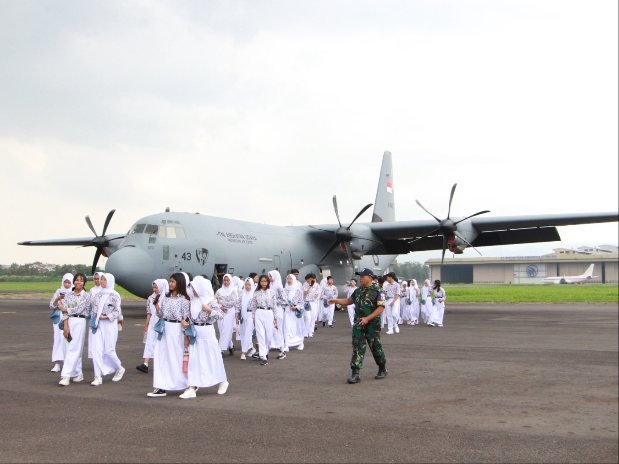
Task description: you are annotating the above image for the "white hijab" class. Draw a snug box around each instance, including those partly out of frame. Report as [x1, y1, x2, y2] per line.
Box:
[217, 273, 235, 297]
[190, 276, 216, 319]
[269, 270, 283, 290]
[241, 277, 256, 312]
[59, 273, 74, 294]
[150, 278, 169, 314]
[95, 273, 119, 324]
[90, 271, 103, 295]
[284, 274, 299, 300]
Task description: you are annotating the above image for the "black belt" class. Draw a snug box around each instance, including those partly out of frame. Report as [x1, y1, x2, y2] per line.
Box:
[193, 322, 212, 326]
[257, 307, 273, 310]
[70, 314, 87, 318]
[163, 318, 181, 323]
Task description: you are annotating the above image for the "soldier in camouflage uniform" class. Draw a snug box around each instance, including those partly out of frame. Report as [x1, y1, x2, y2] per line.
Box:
[329, 268, 387, 384]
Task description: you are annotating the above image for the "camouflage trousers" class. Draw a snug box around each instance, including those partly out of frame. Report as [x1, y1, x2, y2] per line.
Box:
[350, 321, 386, 370]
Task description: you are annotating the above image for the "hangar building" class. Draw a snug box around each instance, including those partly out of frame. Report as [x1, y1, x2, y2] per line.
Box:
[426, 246, 618, 284]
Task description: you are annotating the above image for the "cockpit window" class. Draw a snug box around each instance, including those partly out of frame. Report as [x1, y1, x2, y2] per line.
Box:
[158, 225, 186, 239]
[144, 225, 158, 235]
[131, 224, 146, 234]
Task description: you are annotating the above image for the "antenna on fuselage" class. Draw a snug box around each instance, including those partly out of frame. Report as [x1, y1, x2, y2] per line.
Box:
[165, 207, 170, 212]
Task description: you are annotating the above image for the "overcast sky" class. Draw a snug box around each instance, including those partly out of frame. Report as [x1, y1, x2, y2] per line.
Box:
[1, 0, 617, 266]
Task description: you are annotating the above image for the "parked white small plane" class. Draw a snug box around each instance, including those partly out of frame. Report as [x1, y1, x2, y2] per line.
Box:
[544, 264, 597, 284]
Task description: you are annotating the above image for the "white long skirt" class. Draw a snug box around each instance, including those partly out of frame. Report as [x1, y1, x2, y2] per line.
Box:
[347, 304, 356, 327]
[254, 308, 274, 360]
[386, 300, 400, 330]
[400, 299, 412, 322]
[270, 306, 285, 350]
[51, 322, 66, 362]
[217, 308, 235, 351]
[420, 298, 433, 324]
[310, 301, 319, 327]
[303, 301, 318, 337]
[91, 319, 122, 377]
[60, 317, 86, 378]
[431, 301, 445, 326]
[143, 313, 159, 359]
[411, 298, 420, 323]
[153, 322, 188, 391]
[283, 307, 304, 348]
[319, 302, 335, 325]
[239, 310, 255, 353]
[188, 325, 227, 388]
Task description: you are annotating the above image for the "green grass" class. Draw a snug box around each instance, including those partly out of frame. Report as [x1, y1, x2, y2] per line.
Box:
[444, 284, 618, 303]
[0, 281, 617, 303]
[0, 281, 143, 300]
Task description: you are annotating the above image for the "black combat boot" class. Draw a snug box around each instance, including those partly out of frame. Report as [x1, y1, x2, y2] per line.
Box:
[347, 368, 361, 384]
[375, 363, 388, 380]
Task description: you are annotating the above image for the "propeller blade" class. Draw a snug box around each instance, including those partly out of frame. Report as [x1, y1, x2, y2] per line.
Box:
[415, 200, 441, 223]
[85, 215, 98, 237]
[332, 195, 342, 228]
[342, 242, 355, 265]
[101, 209, 116, 236]
[347, 203, 373, 230]
[447, 183, 457, 219]
[409, 227, 441, 245]
[454, 232, 483, 256]
[319, 240, 340, 263]
[308, 225, 334, 234]
[441, 235, 447, 265]
[107, 235, 126, 242]
[91, 248, 102, 275]
[453, 210, 491, 225]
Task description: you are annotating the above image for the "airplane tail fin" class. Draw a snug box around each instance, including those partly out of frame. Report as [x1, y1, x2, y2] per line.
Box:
[583, 264, 595, 278]
[372, 151, 395, 223]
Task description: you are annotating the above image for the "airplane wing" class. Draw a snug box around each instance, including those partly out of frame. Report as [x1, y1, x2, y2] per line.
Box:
[18, 234, 126, 247]
[366, 212, 619, 254]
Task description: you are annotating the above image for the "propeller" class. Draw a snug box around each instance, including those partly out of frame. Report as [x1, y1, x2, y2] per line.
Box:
[83, 209, 124, 274]
[411, 183, 490, 264]
[314, 196, 373, 263]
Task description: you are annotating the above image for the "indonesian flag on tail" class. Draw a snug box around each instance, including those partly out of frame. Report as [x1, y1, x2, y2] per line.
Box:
[386, 180, 393, 194]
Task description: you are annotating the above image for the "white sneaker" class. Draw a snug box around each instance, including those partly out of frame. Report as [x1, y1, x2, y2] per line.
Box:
[394, 325, 400, 334]
[217, 381, 229, 395]
[247, 347, 256, 357]
[179, 387, 197, 399]
[297, 344, 304, 351]
[50, 364, 61, 373]
[59, 377, 70, 386]
[91, 376, 102, 386]
[73, 373, 84, 383]
[240, 353, 246, 360]
[112, 366, 126, 382]
[386, 330, 394, 335]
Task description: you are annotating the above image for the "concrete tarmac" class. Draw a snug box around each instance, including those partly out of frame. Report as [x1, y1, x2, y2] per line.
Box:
[0, 299, 616, 463]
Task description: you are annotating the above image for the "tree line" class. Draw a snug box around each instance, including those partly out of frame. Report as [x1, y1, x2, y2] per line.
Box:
[0, 262, 99, 281]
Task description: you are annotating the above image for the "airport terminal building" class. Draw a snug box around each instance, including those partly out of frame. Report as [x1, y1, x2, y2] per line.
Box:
[426, 246, 619, 284]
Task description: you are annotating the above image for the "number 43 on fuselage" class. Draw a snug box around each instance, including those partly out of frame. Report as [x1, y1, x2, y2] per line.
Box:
[19, 152, 618, 298]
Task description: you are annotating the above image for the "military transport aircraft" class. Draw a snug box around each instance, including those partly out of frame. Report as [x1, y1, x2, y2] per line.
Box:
[19, 152, 618, 298]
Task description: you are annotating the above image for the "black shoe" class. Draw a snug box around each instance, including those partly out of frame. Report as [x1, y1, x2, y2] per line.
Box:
[260, 359, 269, 366]
[221, 351, 225, 357]
[322, 322, 326, 327]
[328, 325, 333, 328]
[147, 388, 167, 397]
[277, 352, 286, 360]
[251, 352, 260, 359]
[228, 347, 234, 356]
[375, 363, 388, 380]
[347, 369, 361, 384]
[136, 363, 149, 373]
[314, 325, 318, 331]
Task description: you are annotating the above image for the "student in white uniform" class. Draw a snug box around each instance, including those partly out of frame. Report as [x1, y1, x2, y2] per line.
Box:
[420, 279, 434, 325]
[249, 275, 278, 366]
[302, 273, 320, 337]
[89, 273, 125, 386]
[282, 274, 305, 352]
[57, 273, 90, 386]
[319, 276, 338, 328]
[409, 279, 420, 326]
[383, 273, 401, 334]
[345, 279, 358, 327]
[238, 277, 257, 360]
[215, 274, 240, 356]
[430, 279, 446, 327]
[147, 273, 191, 397]
[87, 271, 104, 360]
[49, 273, 72, 373]
[268, 270, 286, 355]
[136, 279, 169, 373]
[399, 281, 411, 324]
[180, 276, 229, 399]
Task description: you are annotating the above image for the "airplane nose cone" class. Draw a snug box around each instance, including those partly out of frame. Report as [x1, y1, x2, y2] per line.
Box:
[105, 246, 153, 297]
